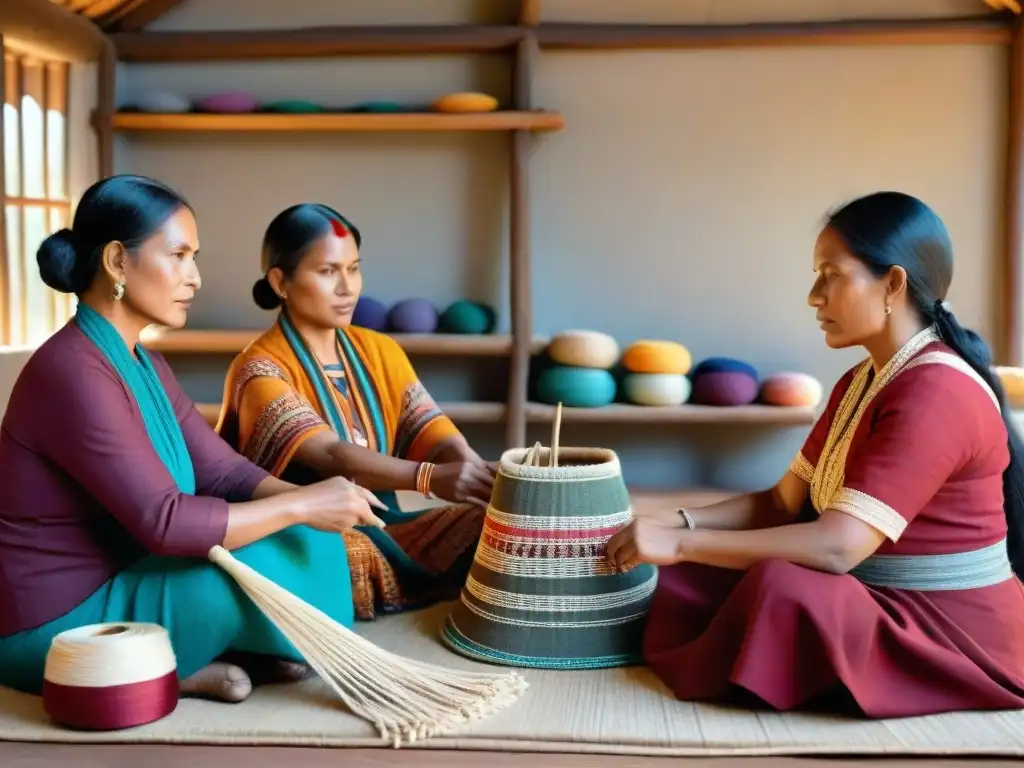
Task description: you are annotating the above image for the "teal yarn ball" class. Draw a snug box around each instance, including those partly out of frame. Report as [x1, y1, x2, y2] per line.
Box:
[536, 366, 616, 408]
[438, 300, 497, 334]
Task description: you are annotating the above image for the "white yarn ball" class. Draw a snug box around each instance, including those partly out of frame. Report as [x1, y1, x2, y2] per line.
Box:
[623, 372, 690, 406]
[44, 622, 177, 688]
[547, 330, 620, 369]
[136, 92, 192, 113]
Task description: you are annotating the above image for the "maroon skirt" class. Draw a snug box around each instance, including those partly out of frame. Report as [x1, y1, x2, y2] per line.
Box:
[642, 559, 1024, 718]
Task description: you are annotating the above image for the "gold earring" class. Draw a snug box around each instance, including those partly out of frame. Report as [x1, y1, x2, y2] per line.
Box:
[112, 279, 125, 301]
[884, 305, 892, 315]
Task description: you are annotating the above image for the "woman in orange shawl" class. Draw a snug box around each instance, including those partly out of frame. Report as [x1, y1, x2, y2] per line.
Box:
[218, 204, 495, 620]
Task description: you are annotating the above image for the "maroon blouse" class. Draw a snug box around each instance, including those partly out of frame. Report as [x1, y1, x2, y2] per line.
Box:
[0, 323, 269, 637]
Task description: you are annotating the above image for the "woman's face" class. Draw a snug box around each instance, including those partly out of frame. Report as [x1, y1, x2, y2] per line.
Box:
[115, 206, 201, 329]
[277, 231, 362, 329]
[807, 226, 890, 349]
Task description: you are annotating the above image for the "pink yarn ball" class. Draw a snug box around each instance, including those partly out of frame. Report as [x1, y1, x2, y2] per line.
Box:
[759, 372, 823, 407]
[196, 91, 259, 113]
[691, 371, 759, 406]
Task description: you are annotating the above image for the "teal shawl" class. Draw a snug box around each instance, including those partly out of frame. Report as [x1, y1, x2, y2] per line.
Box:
[276, 310, 437, 582]
[75, 303, 196, 495]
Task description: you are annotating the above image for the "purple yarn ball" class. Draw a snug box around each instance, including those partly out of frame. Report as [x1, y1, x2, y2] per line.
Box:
[691, 371, 759, 406]
[388, 298, 438, 333]
[351, 296, 389, 330]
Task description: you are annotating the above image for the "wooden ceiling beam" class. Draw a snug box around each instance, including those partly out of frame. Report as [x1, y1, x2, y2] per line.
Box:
[105, 0, 186, 32]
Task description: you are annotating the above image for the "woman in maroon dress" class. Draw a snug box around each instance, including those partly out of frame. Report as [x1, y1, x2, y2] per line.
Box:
[607, 191, 1024, 718]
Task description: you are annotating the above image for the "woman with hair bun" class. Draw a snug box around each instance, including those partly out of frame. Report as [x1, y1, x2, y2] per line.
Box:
[0, 175, 388, 703]
[607, 191, 1024, 718]
[217, 203, 493, 620]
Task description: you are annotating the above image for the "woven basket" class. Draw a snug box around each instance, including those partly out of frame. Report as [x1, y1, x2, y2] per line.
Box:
[441, 405, 657, 669]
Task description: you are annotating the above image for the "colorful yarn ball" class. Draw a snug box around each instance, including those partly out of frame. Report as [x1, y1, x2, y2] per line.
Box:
[351, 296, 388, 331]
[438, 300, 496, 334]
[621, 340, 691, 375]
[387, 298, 438, 334]
[759, 372, 823, 407]
[136, 92, 191, 113]
[536, 366, 616, 408]
[690, 356, 759, 380]
[995, 366, 1024, 409]
[690, 371, 759, 406]
[195, 91, 259, 113]
[622, 373, 690, 406]
[264, 99, 323, 113]
[547, 330, 619, 370]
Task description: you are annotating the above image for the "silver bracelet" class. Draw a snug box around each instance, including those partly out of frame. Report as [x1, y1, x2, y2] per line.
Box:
[678, 508, 696, 530]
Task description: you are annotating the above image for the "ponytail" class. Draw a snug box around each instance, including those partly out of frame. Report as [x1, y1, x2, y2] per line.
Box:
[933, 300, 1024, 580]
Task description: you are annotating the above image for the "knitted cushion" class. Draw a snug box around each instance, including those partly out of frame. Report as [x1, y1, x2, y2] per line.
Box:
[264, 99, 323, 113]
[388, 298, 438, 334]
[536, 366, 616, 408]
[441, 444, 656, 669]
[547, 330, 619, 369]
[621, 340, 691, 375]
[759, 372, 823, 407]
[195, 91, 259, 113]
[622, 372, 690, 406]
[432, 92, 499, 113]
[438, 300, 497, 334]
[690, 356, 759, 380]
[351, 296, 389, 331]
[136, 92, 191, 113]
[995, 366, 1024, 409]
[691, 371, 759, 406]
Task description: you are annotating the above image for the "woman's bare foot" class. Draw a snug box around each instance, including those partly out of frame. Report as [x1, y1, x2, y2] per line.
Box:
[219, 650, 311, 685]
[180, 662, 252, 703]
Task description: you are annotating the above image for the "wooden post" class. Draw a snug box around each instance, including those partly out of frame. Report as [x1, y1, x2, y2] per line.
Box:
[506, 29, 539, 449]
[1005, 14, 1024, 366]
[94, 40, 115, 177]
[0, 39, 7, 347]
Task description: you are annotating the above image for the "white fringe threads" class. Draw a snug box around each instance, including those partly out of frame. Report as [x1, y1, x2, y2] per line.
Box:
[208, 546, 528, 748]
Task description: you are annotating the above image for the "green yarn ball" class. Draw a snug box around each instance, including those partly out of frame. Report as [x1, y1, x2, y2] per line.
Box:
[536, 366, 616, 408]
[438, 300, 496, 334]
[263, 99, 323, 113]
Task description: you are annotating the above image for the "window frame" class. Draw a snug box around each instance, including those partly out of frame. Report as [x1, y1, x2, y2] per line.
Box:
[0, 37, 74, 349]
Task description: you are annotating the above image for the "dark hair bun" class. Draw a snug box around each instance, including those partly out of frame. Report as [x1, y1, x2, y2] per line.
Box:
[37, 228, 83, 294]
[252, 276, 282, 310]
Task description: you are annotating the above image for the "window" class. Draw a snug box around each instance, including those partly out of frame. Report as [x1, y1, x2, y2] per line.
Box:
[2, 47, 74, 348]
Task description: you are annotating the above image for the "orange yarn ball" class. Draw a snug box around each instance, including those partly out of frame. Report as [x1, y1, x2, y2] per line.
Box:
[621, 340, 691, 375]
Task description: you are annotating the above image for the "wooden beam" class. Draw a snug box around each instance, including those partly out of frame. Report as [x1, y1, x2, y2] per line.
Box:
[94, 40, 116, 177]
[534, 16, 1013, 50]
[0, 0, 108, 63]
[108, 0, 187, 32]
[519, 0, 541, 27]
[1005, 15, 1024, 365]
[505, 32, 539, 450]
[110, 25, 524, 62]
[0, 41, 8, 347]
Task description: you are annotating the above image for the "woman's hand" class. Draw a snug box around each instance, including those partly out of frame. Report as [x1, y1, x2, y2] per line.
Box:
[430, 460, 497, 508]
[292, 476, 388, 532]
[606, 517, 686, 571]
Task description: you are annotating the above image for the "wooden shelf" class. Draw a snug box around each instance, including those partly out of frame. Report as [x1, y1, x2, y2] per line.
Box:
[108, 17, 1013, 63]
[195, 400, 505, 428]
[525, 402, 816, 425]
[534, 16, 1011, 50]
[141, 329, 550, 356]
[111, 25, 525, 62]
[110, 111, 565, 133]
[194, 400, 814, 429]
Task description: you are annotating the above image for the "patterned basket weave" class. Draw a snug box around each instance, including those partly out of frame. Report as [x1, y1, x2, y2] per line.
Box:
[441, 406, 657, 669]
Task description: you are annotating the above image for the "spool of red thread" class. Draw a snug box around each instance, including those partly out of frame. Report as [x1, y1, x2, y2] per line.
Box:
[43, 622, 179, 731]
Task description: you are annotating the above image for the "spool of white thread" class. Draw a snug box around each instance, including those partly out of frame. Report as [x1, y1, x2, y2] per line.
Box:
[43, 622, 179, 730]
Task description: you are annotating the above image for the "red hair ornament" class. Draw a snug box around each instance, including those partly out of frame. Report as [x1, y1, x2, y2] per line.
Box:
[330, 219, 349, 238]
